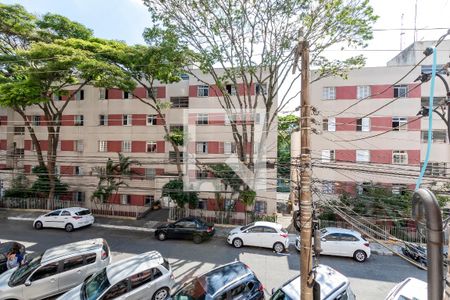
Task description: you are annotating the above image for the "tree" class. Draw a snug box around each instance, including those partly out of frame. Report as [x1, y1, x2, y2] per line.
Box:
[277, 115, 299, 188]
[0, 4, 135, 206]
[3, 173, 33, 198]
[92, 153, 141, 203]
[162, 179, 199, 208]
[30, 166, 68, 198]
[143, 0, 378, 185]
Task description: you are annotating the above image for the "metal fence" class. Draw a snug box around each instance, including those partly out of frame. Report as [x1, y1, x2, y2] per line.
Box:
[168, 207, 277, 225]
[0, 197, 151, 219]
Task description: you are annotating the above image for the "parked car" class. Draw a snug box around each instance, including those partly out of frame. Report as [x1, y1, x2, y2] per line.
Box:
[385, 277, 427, 300]
[57, 251, 174, 300]
[270, 264, 356, 300]
[0, 238, 111, 300]
[33, 207, 95, 232]
[401, 242, 447, 267]
[171, 261, 264, 300]
[295, 227, 371, 262]
[227, 221, 289, 253]
[155, 217, 215, 244]
[0, 241, 26, 274]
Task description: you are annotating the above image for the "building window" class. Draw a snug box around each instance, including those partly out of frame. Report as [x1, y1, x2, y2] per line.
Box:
[180, 74, 189, 80]
[147, 115, 157, 125]
[323, 117, 336, 132]
[170, 125, 184, 132]
[392, 117, 407, 131]
[392, 150, 408, 164]
[122, 140, 131, 152]
[120, 194, 130, 205]
[197, 113, 208, 125]
[196, 170, 209, 179]
[392, 184, 408, 195]
[99, 88, 107, 100]
[394, 85, 408, 98]
[421, 162, 447, 177]
[75, 140, 84, 152]
[145, 168, 156, 179]
[73, 191, 85, 202]
[169, 151, 185, 162]
[356, 182, 371, 195]
[356, 118, 370, 132]
[322, 181, 335, 194]
[123, 91, 133, 99]
[14, 126, 25, 135]
[74, 115, 84, 126]
[421, 96, 445, 107]
[255, 83, 267, 95]
[15, 148, 24, 158]
[99, 140, 107, 152]
[356, 150, 370, 163]
[146, 87, 158, 98]
[197, 199, 206, 210]
[53, 93, 60, 102]
[122, 114, 132, 126]
[170, 97, 189, 108]
[99, 114, 107, 126]
[31, 115, 41, 126]
[197, 85, 209, 97]
[224, 142, 236, 154]
[321, 150, 335, 162]
[145, 195, 154, 206]
[421, 130, 447, 143]
[75, 90, 84, 101]
[322, 87, 336, 100]
[74, 166, 82, 176]
[254, 201, 267, 214]
[196, 142, 208, 154]
[146, 142, 157, 153]
[225, 84, 237, 96]
[357, 85, 370, 100]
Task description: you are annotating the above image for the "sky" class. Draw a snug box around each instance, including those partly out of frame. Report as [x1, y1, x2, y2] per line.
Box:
[2, 0, 449, 67]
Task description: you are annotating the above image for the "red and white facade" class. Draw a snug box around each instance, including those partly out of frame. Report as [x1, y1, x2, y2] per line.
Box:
[0, 69, 278, 215]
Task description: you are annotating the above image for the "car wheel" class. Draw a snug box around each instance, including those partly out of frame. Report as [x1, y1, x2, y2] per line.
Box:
[152, 287, 170, 300]
[273, 242, 285, 253]
[34, 221, 43, 230]
[193, 235, 203, 244]
[232, 238, 243, 248]
[157, 232, 167, 241]
[65, 223, 74, 232]
[353, 250, 367, 262]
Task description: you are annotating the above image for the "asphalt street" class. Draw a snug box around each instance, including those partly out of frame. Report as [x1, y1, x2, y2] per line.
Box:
[0, 216, 426, 300]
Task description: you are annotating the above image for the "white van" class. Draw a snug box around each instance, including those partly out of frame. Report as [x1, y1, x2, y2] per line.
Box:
[0, 238, 111, 300]
[271, 265, 355, 300]
[385, 277, 427, 300]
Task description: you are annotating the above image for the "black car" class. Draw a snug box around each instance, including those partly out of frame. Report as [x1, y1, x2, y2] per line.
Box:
[0, 241, 25, 274]
[171, 261, 264, 300]
[401, 242, 447, 267]
[155, 217, 215, 244]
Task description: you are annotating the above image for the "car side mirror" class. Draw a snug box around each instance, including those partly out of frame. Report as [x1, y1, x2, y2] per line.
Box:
[24, 280, 31, 287]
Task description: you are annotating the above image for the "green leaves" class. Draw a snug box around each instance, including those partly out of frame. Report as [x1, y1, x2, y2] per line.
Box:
[162, 179, 199, 208]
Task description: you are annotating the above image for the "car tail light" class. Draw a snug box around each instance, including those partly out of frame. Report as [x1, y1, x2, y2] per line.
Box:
[280, 233, 288, 238]
[72, 216, 82, 220]
[364, 243, 370, 247]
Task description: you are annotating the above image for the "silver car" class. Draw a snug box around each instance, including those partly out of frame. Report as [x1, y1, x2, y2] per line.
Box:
[58, 251, 175, 300]
[0, 238, 111, 300]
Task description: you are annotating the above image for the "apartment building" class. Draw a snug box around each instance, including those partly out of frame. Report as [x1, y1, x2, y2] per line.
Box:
[292, 40, 450, 198]
[0, 69, 278, 215]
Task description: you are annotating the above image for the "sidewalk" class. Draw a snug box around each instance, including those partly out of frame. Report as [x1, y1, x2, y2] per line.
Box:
[1, 208, 398, 255]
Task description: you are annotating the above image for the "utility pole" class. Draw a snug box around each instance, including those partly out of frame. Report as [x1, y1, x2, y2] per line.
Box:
[299, 40, 313, 300]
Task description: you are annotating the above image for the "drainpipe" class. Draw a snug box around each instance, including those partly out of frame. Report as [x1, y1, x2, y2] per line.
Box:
[412, 188, 444, 300]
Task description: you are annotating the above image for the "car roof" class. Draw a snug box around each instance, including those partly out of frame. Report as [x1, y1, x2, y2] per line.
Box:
[54, 207, 89, 212]
[253, 221, 282, 229]
[387, 277, 427, 299]
[280, 265, 349, 299]
[42, 238, 103, 263]
[106, 251, 164, 285]
[196, 262, 253, 296]
[322, 227, 361, 236]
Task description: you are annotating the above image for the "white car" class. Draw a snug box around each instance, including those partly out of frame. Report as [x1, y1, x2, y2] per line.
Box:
[33, 207, 94, 232]
[295, 227, 371, 262]
[57, 251, 175, 300]
[385, 277, 427, 300]
[227, 221, 290, 253]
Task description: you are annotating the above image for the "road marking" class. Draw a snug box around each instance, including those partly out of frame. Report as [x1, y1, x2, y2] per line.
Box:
[7, 217, 35, 222]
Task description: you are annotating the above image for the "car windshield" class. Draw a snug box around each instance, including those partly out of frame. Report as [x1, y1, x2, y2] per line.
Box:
[82, 268, 111, 300]
[76, 209, 91, 216]
[172, 277, 207, 300]
[320, 229, 328, 235]
[241, 223, 255, 231]
[9, 254, 42, 286]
